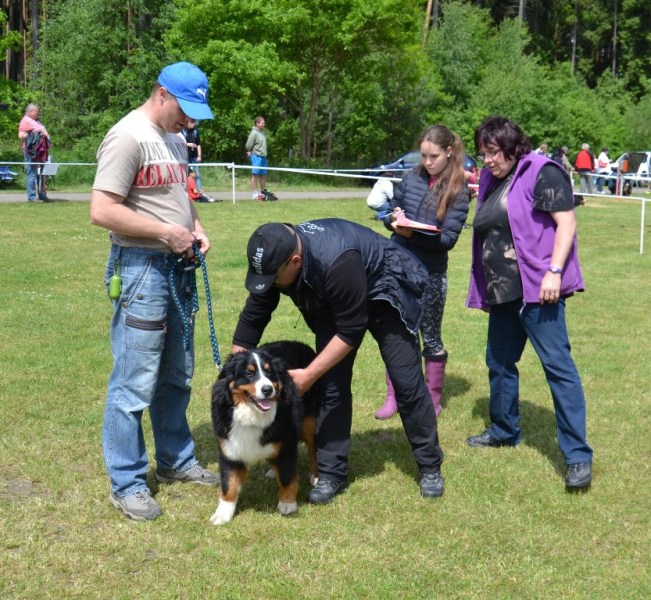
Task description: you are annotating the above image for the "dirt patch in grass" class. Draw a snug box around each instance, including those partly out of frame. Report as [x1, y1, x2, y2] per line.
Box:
[0, 470, 41, 499]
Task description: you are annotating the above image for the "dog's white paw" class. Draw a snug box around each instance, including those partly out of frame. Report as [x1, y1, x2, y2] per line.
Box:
[209, 500, 236, 525]
[265, 468, 275, 479]
[278, 500, 298, 515]
[309, 474, 318, 487]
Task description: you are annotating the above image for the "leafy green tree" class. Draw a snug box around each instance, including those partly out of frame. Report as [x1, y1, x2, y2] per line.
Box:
[166, 0, 424, 166]
[617, 0, 651, 97]
[426, 0, 493, 145]
[0, 8, 29, 158]
[623, 85, 651, 150]
[34, 0, 169, 156]
[426, 1, 629, 160]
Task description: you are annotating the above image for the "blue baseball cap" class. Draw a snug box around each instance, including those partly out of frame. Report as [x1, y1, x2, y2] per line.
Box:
[157, 62, 214, 121]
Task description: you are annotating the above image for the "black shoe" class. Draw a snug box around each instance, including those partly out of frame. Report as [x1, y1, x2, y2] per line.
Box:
[420, 471, 444, 498]
[307, 478, 348, 505]
[565, 462, 592, 489]
[466, 430, 514, 448]
[262, 189, 278, 201]
[39, 195, 50, 202]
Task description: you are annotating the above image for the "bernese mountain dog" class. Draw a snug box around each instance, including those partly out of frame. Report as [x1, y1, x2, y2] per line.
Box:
[209, 341, 318, 525]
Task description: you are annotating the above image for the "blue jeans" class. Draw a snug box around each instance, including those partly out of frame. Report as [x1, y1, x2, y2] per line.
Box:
[24, 152, 41, 200]
[373, 201, 392, 220]
[595, 174, 606, 192]
[485, 299, 592, 464]
[103, 245, 199, 497]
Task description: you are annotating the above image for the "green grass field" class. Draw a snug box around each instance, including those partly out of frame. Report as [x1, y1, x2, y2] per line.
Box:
[1, 195, 650, 599]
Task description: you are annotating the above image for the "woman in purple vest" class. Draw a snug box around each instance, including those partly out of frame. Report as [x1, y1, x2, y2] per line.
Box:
[465, 116, 593, 490]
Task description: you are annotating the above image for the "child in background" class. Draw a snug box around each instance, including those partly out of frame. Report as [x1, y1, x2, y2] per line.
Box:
[188, 168, 220, 203]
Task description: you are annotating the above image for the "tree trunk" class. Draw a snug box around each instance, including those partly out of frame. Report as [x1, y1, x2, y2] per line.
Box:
[4, 0, 25, 81]
[30, 0, 38, 54]
[300, 64, 322, 160]
[612, 0, 618, 78]
[571, 11, 577, 75]
[423, 0, 433, 44]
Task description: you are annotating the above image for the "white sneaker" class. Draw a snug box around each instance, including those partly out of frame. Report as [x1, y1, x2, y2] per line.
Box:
[251, 192, 259, 200]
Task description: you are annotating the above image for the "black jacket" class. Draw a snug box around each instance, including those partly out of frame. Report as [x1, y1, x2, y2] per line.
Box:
[233, 218, 428, 349]
[385, 168, 469, 273]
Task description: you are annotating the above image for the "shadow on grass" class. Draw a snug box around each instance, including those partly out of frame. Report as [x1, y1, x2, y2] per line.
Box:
[469, 395, 564, 473]
[190, 373, 475, 493]
[190, 419, 433, 512]
[440, 373, 471, 411]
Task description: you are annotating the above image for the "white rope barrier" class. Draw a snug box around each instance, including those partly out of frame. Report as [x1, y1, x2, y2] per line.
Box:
[2, 160, 648, 252]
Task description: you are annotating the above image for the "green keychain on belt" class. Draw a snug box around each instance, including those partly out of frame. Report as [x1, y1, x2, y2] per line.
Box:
[109, 258, 122, 300]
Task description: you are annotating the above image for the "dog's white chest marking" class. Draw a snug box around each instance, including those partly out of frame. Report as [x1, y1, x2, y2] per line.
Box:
[223, 418, 277, 463]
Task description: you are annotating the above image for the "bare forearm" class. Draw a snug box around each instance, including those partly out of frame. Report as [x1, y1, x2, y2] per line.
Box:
[290, 335, 355, 394]
[550, 210, 576, 267]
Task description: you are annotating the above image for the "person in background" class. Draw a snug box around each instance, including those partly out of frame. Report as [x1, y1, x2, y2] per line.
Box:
[366, 171, 396, 220]
[245, 116, 276, 200]
[560, 146, 574, 175]
[574, 143, 595, 194]
[534, 142, 549, 156]
[551, 146, 574, 177]
[188, 168, 220, 203]
[466, 115, 593, 491]
[375, 125, 469, 420]
[90, 62, 219, 521]
[18, 103, 51, 202]
[232, 219, 447, 503]
[183, 119, 204, 191]
[595, 147, 611, 193]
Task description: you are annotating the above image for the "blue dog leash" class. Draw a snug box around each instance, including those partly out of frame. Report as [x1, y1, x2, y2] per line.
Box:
[168, 240, 222, 370]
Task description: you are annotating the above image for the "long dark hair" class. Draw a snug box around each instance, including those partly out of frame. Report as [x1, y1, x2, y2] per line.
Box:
[416, 125, 466, 221]
[474, 116, 531, 162]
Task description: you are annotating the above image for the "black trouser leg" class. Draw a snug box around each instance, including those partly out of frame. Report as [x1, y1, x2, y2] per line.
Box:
[368, 301, 444, 472]
[310, 314, 358, 481]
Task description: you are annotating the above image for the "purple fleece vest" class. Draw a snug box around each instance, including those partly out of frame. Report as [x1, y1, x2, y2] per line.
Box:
[466, 152, 584, 309]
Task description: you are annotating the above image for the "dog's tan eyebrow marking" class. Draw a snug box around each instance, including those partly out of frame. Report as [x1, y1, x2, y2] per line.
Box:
[247, 363, 256, 372]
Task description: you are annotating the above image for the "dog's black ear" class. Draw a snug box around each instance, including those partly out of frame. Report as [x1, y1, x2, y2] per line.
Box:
[211, 379, 228, 405]
[277, 361, 301, 406]
[212, 352, 241, 404]
[217, 351, 243, 381]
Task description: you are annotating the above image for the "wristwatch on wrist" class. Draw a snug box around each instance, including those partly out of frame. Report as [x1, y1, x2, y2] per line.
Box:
[548, 265, 563, 274]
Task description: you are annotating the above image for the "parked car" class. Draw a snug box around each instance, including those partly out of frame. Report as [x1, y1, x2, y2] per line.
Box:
[608, 151, 651, 187]
[367, 150, 477, 181]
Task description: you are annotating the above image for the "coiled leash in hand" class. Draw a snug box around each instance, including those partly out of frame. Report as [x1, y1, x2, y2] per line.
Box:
[168, 240, 222, 370]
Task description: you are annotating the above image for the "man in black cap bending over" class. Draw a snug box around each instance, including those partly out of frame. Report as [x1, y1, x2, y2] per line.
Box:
[232, 218, 445, 503]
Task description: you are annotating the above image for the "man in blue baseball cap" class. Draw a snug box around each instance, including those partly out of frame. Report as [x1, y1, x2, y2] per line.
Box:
[90, 62, 218, 521]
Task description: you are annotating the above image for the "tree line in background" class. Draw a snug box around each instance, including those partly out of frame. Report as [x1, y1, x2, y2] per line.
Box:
[1, 0, 650, 170]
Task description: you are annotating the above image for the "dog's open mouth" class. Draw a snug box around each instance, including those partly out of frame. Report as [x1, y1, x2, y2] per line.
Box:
[245, 391, 274, 412]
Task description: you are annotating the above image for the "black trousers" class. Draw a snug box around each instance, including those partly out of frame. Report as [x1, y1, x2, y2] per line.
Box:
[305, 300, 443, 481]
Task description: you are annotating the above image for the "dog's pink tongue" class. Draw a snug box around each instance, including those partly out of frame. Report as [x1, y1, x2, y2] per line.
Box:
[257, 398, 272, 411]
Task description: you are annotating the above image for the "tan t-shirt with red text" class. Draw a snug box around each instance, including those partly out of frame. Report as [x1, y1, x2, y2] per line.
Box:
[93, 110, 191, 251]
